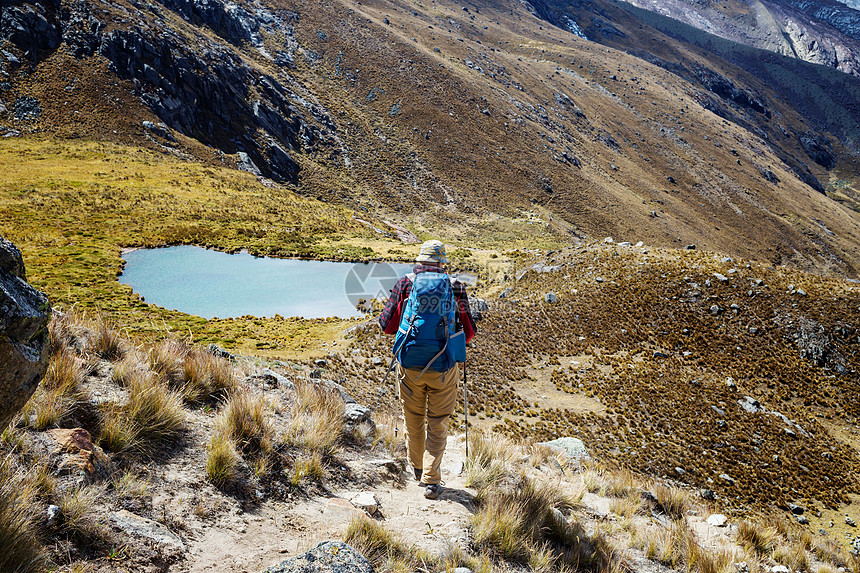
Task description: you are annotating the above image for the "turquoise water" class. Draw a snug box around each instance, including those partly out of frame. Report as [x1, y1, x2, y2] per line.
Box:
[119, 246, 413, 319]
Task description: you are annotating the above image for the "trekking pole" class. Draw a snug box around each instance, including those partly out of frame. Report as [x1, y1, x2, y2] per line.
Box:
[463, 361, 469, 460]
[381, 356, 401, 444]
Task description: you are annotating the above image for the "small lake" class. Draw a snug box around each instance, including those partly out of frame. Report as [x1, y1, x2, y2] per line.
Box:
[119, 245, 414, 319]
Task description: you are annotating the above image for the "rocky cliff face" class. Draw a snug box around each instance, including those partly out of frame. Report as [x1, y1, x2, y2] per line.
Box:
[0, 0, 344, 183]
[0, 235, 50, 431]
[615, 0, 860, 78]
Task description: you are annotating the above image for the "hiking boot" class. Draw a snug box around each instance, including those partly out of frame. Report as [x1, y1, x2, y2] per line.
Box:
[413, 467, 422, 482]
[424, 483, 442, 500]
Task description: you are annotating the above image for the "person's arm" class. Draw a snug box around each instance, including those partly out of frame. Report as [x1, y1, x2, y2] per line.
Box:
[453, 282, 477, 343]
[378, 276, 409, 335]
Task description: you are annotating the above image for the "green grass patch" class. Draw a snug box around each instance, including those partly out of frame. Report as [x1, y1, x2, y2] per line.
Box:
[0, 137, 388, 355]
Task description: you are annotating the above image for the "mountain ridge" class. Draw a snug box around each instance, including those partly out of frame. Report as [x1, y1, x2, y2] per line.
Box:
[1, 0, 859, 281]
[610, 0, 860, 77]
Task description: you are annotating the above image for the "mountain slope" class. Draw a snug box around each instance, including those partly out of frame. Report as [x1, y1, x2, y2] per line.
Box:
[614, 0, 860, 77]
[1, 0, 860, 279]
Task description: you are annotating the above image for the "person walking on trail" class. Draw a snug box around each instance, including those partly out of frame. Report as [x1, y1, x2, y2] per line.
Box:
[378, 240, 477, 500]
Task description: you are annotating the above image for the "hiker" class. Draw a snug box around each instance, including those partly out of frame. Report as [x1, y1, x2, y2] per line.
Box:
[378, 240, 477, 499]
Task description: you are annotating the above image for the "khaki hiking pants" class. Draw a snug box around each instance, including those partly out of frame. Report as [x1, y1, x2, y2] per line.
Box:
[397, 363, 460, 485]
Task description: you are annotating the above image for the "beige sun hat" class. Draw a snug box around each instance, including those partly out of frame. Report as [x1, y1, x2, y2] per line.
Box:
[416, 239, 448, 264]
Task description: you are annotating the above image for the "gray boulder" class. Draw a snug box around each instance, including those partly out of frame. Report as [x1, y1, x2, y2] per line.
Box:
[344, 404, 372, 425]
[0, 235, 50, 431]
[264, 541, 374, 573]
[538, 437, 590, 461]
[323, 379, 355, 404]
[262, 368, 293, 390]
[468, 295, 488, 321]
[109, 510, 185, 551]
[738, 396, 763, 414]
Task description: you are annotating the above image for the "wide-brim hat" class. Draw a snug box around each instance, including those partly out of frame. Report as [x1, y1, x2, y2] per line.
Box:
[416, 239, 448, 263]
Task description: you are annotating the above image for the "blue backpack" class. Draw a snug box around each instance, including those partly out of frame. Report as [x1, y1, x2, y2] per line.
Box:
[393, 272, 467, 375]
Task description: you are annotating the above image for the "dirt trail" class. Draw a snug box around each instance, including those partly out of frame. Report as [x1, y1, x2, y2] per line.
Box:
[181, 436, 474, 573]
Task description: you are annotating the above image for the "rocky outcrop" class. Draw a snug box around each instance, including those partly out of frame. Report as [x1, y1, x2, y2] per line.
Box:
[779, 0, 860, 42]
[264, 541, 374, 573]
[0, 0, 62, 59]
[30, 428, 115, 482]
[2, 0, 340, 184]
[799, 131, 836, 169]
[613, 0, 860, 77]
[692, 66, 769, 117]
[0, 235, 50, 431]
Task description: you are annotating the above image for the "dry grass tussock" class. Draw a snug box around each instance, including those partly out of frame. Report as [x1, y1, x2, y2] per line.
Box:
[87, 316, 126, 361]
[737, 520, 781, 556]
[110, 470, 150, 500]
[99, 372, 186, 455]
[42, 310, 250, 458]
[118, 338, 240, 404]
[58, 485, 109, 544]
[284, 380, 345, 457]
[23, 311, 244, 459]
[179, 347, 238, 404]
[464, 430, 520, 494]
[470, 471, 616, 571]
[206, 391, 275, 488]
[0, 456, 45, 573]
[218, 391, 274, 453]
[466, 431, 618, 572]
[206, 431, 242, 488]
[21, 347, 87, 430]
[601, 468, 640, 499]
[632, 520, 738, 573]
[651, 482, 697, 521]
[345, 516, 433, 572]
[206, 381, 348, 488]
[346, 515, 496, 573]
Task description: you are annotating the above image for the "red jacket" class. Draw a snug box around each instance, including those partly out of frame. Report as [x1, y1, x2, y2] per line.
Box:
[378, 265, 477, 343]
